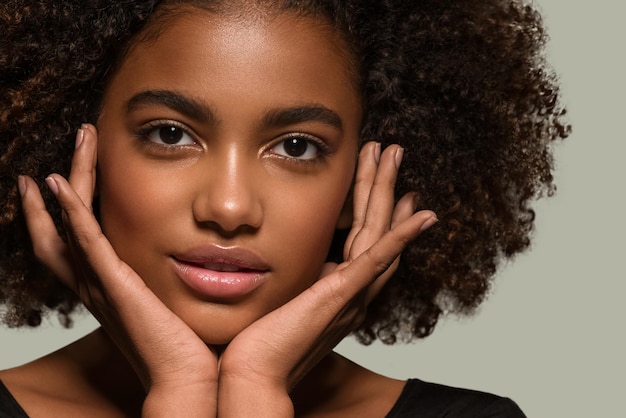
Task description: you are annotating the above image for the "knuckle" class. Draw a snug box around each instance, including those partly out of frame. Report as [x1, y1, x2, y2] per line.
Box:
[391, 227, 414, 248]
[362, 216, 390, 233]
[73, 229, 104, 249]
[310, 275, 350, 312]
[363, 247, 393, 275]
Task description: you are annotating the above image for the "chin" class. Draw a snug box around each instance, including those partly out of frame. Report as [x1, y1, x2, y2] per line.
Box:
[195, 327, 244, 346]
[174, 303, 266, 346]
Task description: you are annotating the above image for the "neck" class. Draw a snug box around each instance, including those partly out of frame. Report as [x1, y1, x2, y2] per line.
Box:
[63, 328, 145, 411]
[290, 351, 362, 415]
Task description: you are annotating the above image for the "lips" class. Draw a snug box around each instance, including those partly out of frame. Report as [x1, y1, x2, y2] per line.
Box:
[170, 246, 270, 300]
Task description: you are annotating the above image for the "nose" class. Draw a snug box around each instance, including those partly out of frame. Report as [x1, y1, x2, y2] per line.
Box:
[192, 148, 263, 234]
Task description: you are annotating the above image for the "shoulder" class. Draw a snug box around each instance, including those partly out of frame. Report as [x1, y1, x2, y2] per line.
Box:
[0, 344, 126, 418]
[0, 364, 63, 418]
[0, 365, 133, 418]
[386, 379, 526, 418]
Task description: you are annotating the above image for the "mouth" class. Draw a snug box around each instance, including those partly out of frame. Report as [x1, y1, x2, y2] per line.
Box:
[171, 246, 270, 300]
[201, 261, 244, 272]
[193, 260, 266, 273]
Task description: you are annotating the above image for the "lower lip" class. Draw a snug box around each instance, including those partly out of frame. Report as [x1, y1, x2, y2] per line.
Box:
[171, 259, 267, 299]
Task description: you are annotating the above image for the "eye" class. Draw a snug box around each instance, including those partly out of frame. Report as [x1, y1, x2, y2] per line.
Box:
[141, 122, 195, 146]
[271, 135, 323, 160]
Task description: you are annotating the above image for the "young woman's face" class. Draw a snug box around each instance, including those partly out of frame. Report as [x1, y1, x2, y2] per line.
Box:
[96, 9, 361, 344]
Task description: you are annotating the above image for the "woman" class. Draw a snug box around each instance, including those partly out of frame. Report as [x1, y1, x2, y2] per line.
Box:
[0, 0, 568, 416]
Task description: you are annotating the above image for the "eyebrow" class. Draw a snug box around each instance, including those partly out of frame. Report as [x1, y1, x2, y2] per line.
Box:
[125, 89, 343, 130]
[262, 105, 343, 131]
[125, 90, 215, 123]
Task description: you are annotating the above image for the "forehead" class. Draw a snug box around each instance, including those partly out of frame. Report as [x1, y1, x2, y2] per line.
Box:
[102, 7, 361, 121]
[122, 4, 358, 87]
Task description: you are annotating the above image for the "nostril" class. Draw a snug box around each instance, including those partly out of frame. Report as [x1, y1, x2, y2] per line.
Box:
[193, 219, 261, 237]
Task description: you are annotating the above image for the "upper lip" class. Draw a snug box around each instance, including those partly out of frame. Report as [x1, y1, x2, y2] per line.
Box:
[171, 245, 270, 271]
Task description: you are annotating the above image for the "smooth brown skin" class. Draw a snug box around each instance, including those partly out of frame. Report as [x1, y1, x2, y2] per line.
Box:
[1, 10, 437, 417]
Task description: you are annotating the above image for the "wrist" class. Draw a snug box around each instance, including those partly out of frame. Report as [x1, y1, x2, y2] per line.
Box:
[143, 381, 217, 418]
[218, 377, 293, 418]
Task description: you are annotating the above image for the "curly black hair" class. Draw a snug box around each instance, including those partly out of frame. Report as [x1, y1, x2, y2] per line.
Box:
[0, 0, 569, 344]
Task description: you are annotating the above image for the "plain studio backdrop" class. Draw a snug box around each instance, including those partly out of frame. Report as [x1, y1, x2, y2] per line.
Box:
[1, 1, 623, 417]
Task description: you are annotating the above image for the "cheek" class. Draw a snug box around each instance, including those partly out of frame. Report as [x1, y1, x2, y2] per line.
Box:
[97, 159, 188, 255]
[269, 173, 352, 274]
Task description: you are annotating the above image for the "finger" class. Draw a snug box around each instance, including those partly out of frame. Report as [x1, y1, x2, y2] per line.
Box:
[18, 175, 75, 288]
[67, 124, 97, 208]
[364, 206, 431, 301]
[391, 192, 418, 228]
[344, 142, 380, 251]
[365, 257, 400, 304]
[361, 145, 402, 234]
[347, 168, 416, 299]
[83, 123, 98, 195]
[45, 174, 141, 305]
[368, 195, 437, 300]
[340, 209, 437, 297]
[346, 145, 403, 260]
[361, 193, 418, 301]
[351, 142, 381, 227]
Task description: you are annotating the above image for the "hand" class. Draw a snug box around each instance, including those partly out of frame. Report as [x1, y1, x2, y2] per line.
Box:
[217, 142, 437, 417]
[18, 125, 218, 417]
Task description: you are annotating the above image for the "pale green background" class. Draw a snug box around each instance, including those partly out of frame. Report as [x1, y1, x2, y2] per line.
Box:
[1, 1, 624, 416]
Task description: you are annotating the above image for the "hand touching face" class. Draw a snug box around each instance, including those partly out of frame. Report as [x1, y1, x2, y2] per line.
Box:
[19, 9, 436, 415]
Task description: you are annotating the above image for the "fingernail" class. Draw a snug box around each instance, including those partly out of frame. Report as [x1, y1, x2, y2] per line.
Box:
[374, 142, 381, 163]
[395, 147, 404, 169]
[75, 128, 84, 149]
[17, 176, 27, 197]
[419, 216, 438, 233]
[45, 176, 59, 196]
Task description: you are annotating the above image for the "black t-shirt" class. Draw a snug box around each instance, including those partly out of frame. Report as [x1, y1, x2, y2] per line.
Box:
[0, 378, 526, 417]
[0, 381, 26, 418]
[386, 379, 526, 417]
